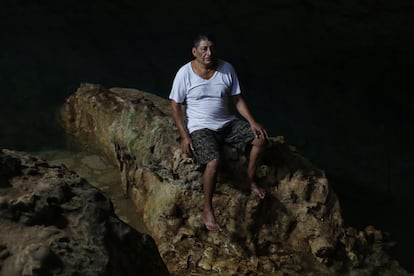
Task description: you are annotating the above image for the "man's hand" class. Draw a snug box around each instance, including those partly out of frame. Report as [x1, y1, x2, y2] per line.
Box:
[250, 121, 268, 140]
[181, 136, 194, 155]
[171, 100, 194, 155]
[232, 95, 268, 140]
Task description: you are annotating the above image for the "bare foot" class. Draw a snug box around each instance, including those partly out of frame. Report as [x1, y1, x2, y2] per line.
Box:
[203, 210, 223, 232]
[250, 181, 266, 199]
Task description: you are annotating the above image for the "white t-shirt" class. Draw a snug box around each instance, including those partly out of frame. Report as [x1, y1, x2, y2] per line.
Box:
[169, 59, 241, 133]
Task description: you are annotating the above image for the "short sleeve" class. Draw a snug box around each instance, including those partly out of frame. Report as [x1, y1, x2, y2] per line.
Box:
[169, 66, 188, 103]
[227, 62, 241, 96]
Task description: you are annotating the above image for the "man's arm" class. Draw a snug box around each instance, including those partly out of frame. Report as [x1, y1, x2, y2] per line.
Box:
[232, 95, 268, 139]
[171, 100, 193, 155]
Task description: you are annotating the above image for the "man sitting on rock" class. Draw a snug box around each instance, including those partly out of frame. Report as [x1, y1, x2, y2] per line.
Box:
[169, 33, 268, 232]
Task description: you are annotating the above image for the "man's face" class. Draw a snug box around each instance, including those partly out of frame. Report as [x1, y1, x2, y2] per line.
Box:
[192, 40, 216, 65]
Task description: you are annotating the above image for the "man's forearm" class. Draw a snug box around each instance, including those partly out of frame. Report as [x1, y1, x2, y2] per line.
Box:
[171, 101, 190, 139]
[233, 95, 268, 138]
[233, 95, 257, 124]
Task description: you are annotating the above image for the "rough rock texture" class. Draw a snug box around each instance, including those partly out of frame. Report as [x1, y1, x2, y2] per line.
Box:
[0, 149, 169, 276]
[60, 83, 408, 275]
[36, 150, 148, 233]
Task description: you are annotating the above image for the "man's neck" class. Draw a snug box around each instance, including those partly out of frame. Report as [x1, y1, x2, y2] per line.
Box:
[192, 59, 218, 79]
[193, 59, 218, 71]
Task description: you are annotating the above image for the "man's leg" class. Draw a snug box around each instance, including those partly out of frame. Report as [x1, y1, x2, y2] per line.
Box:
[247, 138, 267, 199]
[202, 158, 223, 231]
[223, 119, 267, 199]
[191, 129, 223, 231]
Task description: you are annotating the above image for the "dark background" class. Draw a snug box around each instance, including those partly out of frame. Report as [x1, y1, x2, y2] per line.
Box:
[1, 0, 413, 271]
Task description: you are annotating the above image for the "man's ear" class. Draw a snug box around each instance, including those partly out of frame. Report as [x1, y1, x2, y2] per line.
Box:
[192, 47, 196, 57]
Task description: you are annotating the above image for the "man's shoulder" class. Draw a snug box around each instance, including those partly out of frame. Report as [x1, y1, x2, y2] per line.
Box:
[218, 59, 231, 66]
[218, 59, 235, 71]
[177, 61, 192, 71]
[174, 62, 191, 77]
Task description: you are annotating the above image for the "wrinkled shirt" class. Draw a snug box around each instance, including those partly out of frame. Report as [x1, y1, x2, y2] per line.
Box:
[169, 59, 241, 133]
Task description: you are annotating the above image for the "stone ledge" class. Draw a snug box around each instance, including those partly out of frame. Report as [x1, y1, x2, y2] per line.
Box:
[58, 83, 408, 275]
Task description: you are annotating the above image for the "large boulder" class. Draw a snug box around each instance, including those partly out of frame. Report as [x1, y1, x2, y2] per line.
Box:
[59, 83, 408, 275]
[0, 149, 168, 276]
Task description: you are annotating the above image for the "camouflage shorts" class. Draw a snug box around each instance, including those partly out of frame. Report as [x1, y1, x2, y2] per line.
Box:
[190, 119, 255, 165]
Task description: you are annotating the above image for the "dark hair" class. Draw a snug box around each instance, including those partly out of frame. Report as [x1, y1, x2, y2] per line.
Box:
[193, 33, 216, 48]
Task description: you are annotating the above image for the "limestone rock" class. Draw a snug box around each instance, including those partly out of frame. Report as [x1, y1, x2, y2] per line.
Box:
[0, 149, 168, 276]
[59, 83, 408, 275]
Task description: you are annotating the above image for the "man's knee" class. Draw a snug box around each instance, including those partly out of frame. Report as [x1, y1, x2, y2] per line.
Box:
[252, 137, 267, 148]
[205, 158, 220, 171]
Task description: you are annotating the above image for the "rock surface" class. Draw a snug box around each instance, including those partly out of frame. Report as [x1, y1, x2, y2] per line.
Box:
[0, 149, 168, 276]
[36, 150, 148, 233]
[60, 83, 408, 275]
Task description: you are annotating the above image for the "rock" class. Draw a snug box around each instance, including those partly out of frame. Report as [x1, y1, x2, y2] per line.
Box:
[59, 83, 409, 275]
[0, 149, 168, 276]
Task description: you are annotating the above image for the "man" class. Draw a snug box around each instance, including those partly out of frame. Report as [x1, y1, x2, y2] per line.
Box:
[169, 33, 268, 232]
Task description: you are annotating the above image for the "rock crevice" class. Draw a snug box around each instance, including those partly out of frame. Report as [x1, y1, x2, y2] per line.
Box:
[0, 149, 169, 276]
